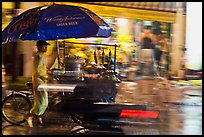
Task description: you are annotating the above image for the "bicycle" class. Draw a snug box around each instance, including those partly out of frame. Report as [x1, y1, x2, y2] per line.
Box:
[2, 82, 71, 125]
[2, 78, 117, 125]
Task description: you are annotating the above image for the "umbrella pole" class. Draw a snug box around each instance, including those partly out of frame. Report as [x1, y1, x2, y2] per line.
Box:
[56, 40, 60, 69]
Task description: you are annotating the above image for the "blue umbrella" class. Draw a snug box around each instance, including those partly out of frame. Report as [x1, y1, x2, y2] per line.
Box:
[2, 4, 112, 44]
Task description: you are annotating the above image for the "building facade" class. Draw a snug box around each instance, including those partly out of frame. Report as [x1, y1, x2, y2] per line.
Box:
[2, 2, 188, 78]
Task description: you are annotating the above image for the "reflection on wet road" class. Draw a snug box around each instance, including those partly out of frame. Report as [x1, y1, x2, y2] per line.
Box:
[2, 77, 202, 135]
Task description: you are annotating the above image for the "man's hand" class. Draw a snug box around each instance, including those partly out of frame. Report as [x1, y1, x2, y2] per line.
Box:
[47, 75, 54, 83]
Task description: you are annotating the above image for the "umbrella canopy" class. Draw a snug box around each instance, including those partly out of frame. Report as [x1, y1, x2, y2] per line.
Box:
[2, 4, 112, 44]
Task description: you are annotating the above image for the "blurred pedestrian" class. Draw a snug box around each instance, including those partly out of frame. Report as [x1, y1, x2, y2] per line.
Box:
[157, 33, 169, 74]
[138, 26, 157, 76]
[26, 40, 56, 127]
[154, 33, 163, 66]
[159, 33, 168, 60]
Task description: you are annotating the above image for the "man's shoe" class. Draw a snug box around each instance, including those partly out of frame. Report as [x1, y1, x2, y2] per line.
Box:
[27, 116, 34, 127]
[25, 112, 35, 127]
[36, 115, 45, 127]
[38, 117, 44, 125]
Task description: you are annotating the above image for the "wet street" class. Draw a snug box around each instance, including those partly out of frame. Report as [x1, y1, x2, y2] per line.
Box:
[2, 76, 202, 135]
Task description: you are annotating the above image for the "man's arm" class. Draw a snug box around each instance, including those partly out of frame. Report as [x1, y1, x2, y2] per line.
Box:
[46, 48, 58, 70]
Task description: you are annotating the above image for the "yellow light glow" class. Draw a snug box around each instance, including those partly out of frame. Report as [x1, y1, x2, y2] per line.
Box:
[2, 2, 14, 9]
[116, 18, 128, 26]
[185, 2, 202, 70]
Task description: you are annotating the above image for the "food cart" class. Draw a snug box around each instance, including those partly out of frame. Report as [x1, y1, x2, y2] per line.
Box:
[46, 41, 120, 103]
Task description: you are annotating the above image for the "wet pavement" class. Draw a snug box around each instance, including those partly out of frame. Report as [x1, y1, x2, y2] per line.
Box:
[2, 76, 202, 135]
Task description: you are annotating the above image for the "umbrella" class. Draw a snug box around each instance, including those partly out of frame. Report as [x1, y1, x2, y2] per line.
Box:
[2, 4, 112, 44]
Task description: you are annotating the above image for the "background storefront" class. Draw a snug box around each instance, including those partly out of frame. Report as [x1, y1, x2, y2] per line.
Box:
[2, 2, 189, 78]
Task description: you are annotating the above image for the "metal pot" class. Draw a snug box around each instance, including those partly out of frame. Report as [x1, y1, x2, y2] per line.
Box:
[64, 58, 85, 71]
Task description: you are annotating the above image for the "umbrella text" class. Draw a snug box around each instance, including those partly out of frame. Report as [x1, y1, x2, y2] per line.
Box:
[56, 21, 78, 27]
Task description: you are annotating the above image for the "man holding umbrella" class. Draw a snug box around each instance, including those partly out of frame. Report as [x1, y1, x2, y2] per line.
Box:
[26, 40, 56, 127]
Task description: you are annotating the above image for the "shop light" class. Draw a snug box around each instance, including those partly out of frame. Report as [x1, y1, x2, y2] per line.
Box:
[2, 2, 14, 9]
[143, 20, 152, 26]
[116, 18, 128, 26]
[185, 2, 202, 70]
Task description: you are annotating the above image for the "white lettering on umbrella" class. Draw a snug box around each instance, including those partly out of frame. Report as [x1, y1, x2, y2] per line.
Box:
[56, 21, 78, 27]
[44, 15, 85, 23]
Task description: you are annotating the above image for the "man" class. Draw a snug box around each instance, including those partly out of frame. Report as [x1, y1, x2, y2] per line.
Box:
[27, 40, 55, 127]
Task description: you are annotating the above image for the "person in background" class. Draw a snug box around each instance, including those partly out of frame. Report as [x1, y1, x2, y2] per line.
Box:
[159, 33, 169, 58]
[158, 33, 169, 75]
[154, 33, 163, 67]
[138, 26, 157, 76]
[26, 40, 57, 127]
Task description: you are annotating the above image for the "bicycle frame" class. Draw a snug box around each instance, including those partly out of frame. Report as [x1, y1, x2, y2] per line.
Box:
[2, 83, 71, 125]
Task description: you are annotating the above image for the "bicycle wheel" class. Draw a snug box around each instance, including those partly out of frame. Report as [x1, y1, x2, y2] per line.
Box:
[2, 93, 32, 125]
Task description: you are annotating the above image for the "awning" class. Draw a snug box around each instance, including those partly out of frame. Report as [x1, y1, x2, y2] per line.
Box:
[84, 2, 181, 13]
[41, 2, 184, 23]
